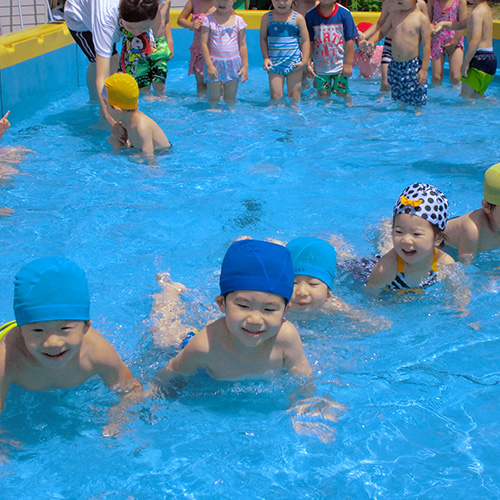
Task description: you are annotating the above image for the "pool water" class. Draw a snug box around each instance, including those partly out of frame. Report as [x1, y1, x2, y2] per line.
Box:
[1, 38, 500, 498]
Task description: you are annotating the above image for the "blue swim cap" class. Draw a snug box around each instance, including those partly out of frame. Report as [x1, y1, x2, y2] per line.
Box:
[286, 237, 337, 290]
[219, 240, 294, 302]
[14, 257, 91, 326]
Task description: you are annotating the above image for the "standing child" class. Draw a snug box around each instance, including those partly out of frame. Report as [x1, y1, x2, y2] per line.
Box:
[367, 0, 431, 113]
[178, 0, 216, 96]
[103, 73, 171, 154]
[260, 0, 310, 101]
[161, 239, 311, 380]
[305, 0, 357, 104]
[433, 0, 497, 98]
[119, 0, 174, 95]
[200, 0, 249, 106]
[366, 183, 455, 296]
[428, 0, 466, 86]
[0, 257, 138, 413]
[444, 163, 500, 264]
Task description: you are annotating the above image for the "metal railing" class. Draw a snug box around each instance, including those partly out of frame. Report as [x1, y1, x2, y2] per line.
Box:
[0, 0, 60, 35]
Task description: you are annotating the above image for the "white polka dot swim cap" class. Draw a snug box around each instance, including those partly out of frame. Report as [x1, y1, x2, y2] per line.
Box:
[393, 183, 449, 231]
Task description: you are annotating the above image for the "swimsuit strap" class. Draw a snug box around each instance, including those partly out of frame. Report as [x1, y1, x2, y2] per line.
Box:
[269, 11, 274, 22]
[397, 254, 405, 274]
[291, 11, 298, 22]
[431, 248, 438, 272]
[0, 320, 17, 341]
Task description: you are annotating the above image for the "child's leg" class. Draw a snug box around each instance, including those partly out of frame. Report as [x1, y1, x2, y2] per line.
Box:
[448, 47, 464, 87]
[195, 70, 208, 96]
[207, 81, 223, 104]
[460, 81, 477, 99]
[286, 69, 303, 101]
[430, 55, 445, 87]
[269, 73, 285, 100]
[222, 80, 239, 103]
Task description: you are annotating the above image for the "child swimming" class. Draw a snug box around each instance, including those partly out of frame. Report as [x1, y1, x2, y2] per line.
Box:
[178, 0, 215, 97]
[200, 0, 249, 106]
[102, 72, 171, 154]
[0, 257, 137, 414]
[160, 239, 311, 381]
[259, 0, 310, 102]
[366, 183, 455, 296]
[444, 163, 500, 264]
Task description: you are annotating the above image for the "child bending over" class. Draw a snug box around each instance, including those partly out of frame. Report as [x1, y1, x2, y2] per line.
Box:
[444, 163, 500, 264]
[103, 73, 170, 154]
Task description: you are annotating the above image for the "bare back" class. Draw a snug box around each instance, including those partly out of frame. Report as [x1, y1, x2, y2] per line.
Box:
[468, 1, 493, 49]
[128, 110, 171, 153]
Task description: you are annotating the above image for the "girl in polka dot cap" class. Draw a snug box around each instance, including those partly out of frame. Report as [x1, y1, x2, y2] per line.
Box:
[366, 183, 456, 296]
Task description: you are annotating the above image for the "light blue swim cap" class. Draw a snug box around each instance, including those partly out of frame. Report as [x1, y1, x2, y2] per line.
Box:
[286, 237, 337, 290]
[219, 240, 294, 302]
[14, 257, 91, 326]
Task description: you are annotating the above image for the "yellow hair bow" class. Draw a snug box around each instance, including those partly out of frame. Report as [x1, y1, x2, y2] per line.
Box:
[400, 196, 423, 208]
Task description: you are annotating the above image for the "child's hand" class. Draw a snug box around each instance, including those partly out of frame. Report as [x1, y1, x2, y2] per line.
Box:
[207, 63, 218, 80]
[263, 58, 273, 71]
[193, 19, 203, 30]
[167, 50, 174, 61]
[238, 65, 249, 83]
[307, 62, 316, 78]
[461, 62, 469, 78]
[417, 68, 427, 86]
[359, 40, 374, 56]
[431, 22, 444, 36]
[342, 63, 353, 79]
[111, 121, 128, 146]
[443, 42, 457, 55]
[0, 111, 10, 139]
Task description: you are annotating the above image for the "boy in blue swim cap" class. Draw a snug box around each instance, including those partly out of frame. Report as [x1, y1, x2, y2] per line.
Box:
[0, 257, 137, 414]
[163, 239, 311, 380]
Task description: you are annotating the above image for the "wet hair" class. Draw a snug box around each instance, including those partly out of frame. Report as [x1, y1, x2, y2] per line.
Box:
[119, 0, 158, 23]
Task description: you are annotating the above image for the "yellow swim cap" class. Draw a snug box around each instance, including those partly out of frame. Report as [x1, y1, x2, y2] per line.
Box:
[104, 73, 139, 110]
[483, 163, 500, 205]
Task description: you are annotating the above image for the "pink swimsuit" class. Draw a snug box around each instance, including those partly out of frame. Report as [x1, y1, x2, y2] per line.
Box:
[188, 0, 207, 76]
[430, 0, 464, 60]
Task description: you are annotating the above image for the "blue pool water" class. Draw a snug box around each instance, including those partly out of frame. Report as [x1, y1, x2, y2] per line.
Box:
[1, 31, 500, 499]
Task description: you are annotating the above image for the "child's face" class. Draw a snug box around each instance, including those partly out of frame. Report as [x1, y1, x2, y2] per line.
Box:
[217, 290, 286, 348]
[120, 19, 153, 36]
[271, 0, 294, 14]
[212, 0, 235, 13]
[289, 275, 331, 310]
[392, 214, 440, 265]
[20, 320, 90, 369]
[318, 0, 337, 8]
[396, 0, 416, 11]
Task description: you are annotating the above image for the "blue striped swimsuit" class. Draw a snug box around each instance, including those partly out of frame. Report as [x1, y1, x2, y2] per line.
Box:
[267, 11, 302, 76]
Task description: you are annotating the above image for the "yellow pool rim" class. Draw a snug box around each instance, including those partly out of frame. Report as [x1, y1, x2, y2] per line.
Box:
[1, 11, 500, 70]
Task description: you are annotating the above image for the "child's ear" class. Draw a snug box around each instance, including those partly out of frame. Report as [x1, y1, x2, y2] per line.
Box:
[434, 233, 444, 247]
[83, 320, 92, 335]
[215, 295, 226, 312]
[481, 199, 493, 214]
[327, 288, 332, 299]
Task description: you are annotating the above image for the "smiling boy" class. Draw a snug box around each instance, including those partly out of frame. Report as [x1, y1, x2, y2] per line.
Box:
[0, 257, 136, 413]
[164, 239, 311, 380]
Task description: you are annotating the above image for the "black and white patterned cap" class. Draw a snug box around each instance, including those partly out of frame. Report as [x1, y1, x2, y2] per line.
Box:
[393, 183, 449, 231]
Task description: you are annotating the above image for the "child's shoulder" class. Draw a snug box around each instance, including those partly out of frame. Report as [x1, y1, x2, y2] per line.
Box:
[273, 319, 301, 347]
[437, 247, 456, 265]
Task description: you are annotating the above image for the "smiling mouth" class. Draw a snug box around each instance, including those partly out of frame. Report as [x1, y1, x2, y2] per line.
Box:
[43, 350, 68, 359]
[242, 328, 264, 337]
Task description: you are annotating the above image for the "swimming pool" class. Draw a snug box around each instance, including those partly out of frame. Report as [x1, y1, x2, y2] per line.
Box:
[1, 26, 500, 499]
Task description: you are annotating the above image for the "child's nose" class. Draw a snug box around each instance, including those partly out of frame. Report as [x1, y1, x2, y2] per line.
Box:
[295, 282, 308, 296]
[247, 310, 263, 324]
[44, 334, 64, 347]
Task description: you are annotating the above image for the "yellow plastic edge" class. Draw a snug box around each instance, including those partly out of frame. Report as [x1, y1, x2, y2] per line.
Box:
[1, 12, 499, 70]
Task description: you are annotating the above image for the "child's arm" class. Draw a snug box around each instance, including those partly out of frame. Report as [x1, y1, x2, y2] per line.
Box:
[418, 14, 431, 85]
[238, 27, 249, 83]
[280, 322, 312, 376]
[445, 0, 467, 50]
[0, 111, 10, 140]
[296, 14, 311, 68]
[343, 39, 355, 78]
[365, 250, 398, 297]
[260, 13, 272, 71]
[455, 218, 481, 265]
[108, 121, 129, 149]
[165, 331, 208, 375]
[163, 0, 174, 61]
[433, 16, 467, 35]
[461, 9, 482, 77]
[177, 0, 196, 30]
[200, 25, 218, 79]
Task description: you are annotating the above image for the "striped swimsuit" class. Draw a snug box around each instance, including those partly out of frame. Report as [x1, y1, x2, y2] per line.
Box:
[267, 11, 302, 76]
[386, 250, 439, 293]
